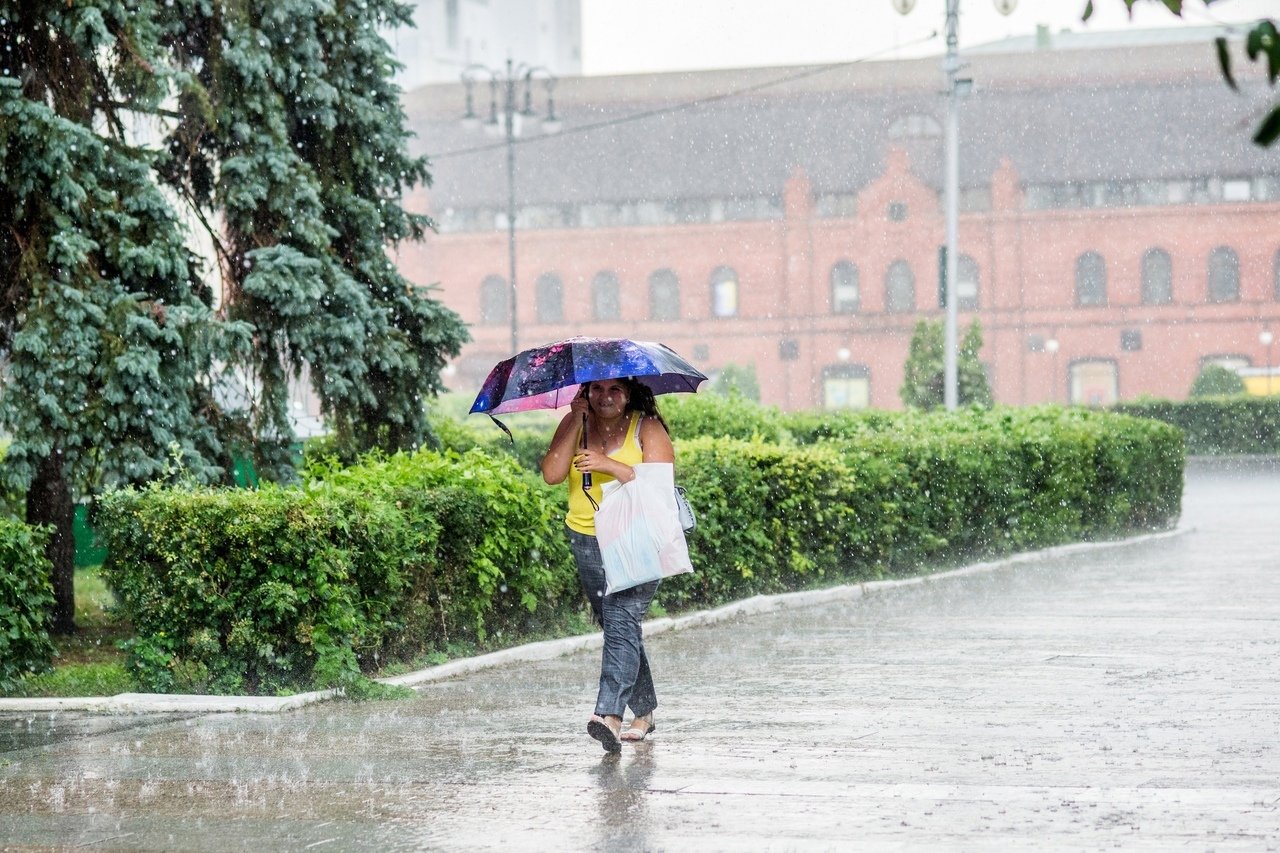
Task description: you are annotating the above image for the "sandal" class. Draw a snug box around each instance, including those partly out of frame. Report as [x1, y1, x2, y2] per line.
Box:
[587, 715, 622, 753]
[620, 713, 656, 742]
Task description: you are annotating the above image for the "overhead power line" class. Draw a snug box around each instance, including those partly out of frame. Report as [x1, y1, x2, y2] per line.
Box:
[428, 32, 939, 162]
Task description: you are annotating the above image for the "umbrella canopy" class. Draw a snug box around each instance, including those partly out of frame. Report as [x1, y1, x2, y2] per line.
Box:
[470, 337, 708, 416]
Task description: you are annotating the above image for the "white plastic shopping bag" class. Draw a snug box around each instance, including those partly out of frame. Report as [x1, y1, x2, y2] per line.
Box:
[595, 462, 694, 595]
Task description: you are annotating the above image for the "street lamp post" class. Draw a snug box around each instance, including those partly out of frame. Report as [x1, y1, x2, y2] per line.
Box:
[1262, 330, 1275, 395]
[1045, 337, 1060, 403]
[895, 0, 1014, 410]
[942, 0, 961, 411]
[461, 60, 560, 356]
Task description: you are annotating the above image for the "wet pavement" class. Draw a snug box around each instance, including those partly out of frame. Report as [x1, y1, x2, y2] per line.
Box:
[1, 459, 1278, 851]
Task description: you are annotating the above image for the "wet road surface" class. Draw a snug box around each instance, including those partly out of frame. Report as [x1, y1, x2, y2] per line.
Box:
[1, 460, 1277, 851]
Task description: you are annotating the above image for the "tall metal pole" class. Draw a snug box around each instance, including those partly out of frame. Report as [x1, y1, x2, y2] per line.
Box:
[1263, 330, 1275, 395]
[943, 0, 960, 410]
[503, 60, 519, 356]
[461, 60, 557, 356]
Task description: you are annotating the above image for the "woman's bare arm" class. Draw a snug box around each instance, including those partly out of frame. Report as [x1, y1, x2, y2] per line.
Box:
[541, 410, 582, 485]
[639, 418, 675, 464]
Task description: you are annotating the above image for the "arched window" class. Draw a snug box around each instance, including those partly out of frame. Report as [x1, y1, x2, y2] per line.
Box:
[648, 268, 681, 321]
[957, 254, 979, 311]
[1069, 359, 1119, 406]
[591, 271, 621, 321]
[1141, 248, 1173, 305]
[480, 275, 507, 325]
[1207, 246, 1240, 303]
[830, 261, 860, 314]
[1075, 251, 1107, 307]
[822, 363, 871, 410]
[535, 272, 563, 324]
[885, 260, 915, 313]
[1200, 354, 1250, 373]
[710, 266, 738, 318]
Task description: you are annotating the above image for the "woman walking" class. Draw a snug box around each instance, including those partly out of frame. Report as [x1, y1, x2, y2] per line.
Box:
[541, 377, 674, 752]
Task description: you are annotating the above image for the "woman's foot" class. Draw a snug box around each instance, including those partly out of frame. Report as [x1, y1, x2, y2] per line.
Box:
[620, 713, 655, 742]
[587, 714, 622, 753]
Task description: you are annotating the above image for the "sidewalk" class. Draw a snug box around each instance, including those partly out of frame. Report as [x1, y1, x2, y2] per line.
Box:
[1, 460, 1277, 851]
[0, 529, 1184, 717]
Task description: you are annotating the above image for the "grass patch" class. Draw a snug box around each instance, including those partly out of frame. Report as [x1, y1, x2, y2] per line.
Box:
[9, 662, 137, 698]
[56, 565, 132, 667]
[0, 565, 136, 698]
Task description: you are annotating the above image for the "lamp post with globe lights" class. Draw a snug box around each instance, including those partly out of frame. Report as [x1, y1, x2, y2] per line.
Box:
[1045, 337, 1060, 403]
[894, 0, 1016, 409]
[460, 60, 561, 356]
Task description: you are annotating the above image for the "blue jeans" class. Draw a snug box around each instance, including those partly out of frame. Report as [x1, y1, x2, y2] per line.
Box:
[568, 527, 659, 719]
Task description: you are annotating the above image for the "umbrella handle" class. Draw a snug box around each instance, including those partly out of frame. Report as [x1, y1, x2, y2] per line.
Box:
[580, 412, 592, 490]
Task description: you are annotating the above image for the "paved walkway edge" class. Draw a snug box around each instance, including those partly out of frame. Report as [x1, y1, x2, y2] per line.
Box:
[1, 526, 1191, 715]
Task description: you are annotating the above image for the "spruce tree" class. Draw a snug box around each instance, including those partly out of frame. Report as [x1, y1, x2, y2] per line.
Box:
[1, 2, 226, 631]
[160, 0, 467, 471]
[1, 1, 466, 631]
[900, 318, 993, 410]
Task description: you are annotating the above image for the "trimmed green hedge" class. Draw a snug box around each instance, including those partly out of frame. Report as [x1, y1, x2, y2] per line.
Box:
[660, 406, 1183, 610]
[308, 448, 576, 655]
[98, 450, 574, 695]
[97, 404, 1183, 696]
[441, 392, 811, 461]
[0, 518, 56, 692]
[662, 393, 794, 443]
[100, 484, 407, 694]
[1113, 396, 1280, 455]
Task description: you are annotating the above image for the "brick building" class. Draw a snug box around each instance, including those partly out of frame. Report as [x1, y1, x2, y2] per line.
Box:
[396, 29, 1280, 410]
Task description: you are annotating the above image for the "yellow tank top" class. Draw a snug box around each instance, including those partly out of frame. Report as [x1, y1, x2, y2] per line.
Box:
[566, 412, 644, 535]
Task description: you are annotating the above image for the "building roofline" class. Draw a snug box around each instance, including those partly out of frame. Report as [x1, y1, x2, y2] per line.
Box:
[402, 28, 1237, 119]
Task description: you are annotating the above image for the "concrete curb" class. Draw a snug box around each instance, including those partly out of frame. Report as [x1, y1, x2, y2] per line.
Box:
[1187, 454, 1280, 470]
[0, 526, 1191, 715]
[0, 690, 339, 714]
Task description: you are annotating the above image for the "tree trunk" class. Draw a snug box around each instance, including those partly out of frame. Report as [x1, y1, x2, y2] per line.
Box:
[27, 453, 76, 634]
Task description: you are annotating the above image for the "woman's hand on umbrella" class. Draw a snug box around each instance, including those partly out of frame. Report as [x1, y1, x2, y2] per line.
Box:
[574, 450, 630, 480]
[573, 450, 602, 472]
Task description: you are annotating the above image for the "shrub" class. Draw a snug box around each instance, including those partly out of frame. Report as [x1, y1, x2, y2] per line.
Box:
[1189, 364, 1245, 397]
[662, 393, 793, 443]
[1114, 396, 1280, 455]
[97, 400, 1184, 696]
[0, 518, 56, 691]
[659, 406, 1183, 611]
[0, 439, 24, 518]
[310, 448, 576, 655]
[900, 318, 992, 410]
[664, 439, 861, 608]
[780, 407, 911, 444]
[99, 483, 410, 694]
[99, 449, 575, 694]
[708, 363, 761, 401]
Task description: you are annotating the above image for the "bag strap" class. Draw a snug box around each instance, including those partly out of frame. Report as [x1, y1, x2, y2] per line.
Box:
[488, 414, 514, 444]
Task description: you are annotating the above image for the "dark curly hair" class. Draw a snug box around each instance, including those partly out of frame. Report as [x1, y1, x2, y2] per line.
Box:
[621, 377, 670, 433]
[587, 377, 670, 434]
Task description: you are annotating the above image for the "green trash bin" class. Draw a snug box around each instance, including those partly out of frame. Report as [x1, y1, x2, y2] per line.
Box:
[74, 502, 108, 568]
[231, 454, 259, 488]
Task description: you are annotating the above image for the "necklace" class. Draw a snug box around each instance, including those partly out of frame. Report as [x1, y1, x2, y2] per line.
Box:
[592, 416, 628, 452]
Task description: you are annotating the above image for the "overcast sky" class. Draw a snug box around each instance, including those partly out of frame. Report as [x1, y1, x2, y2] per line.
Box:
[579, 0, 1276, 75]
